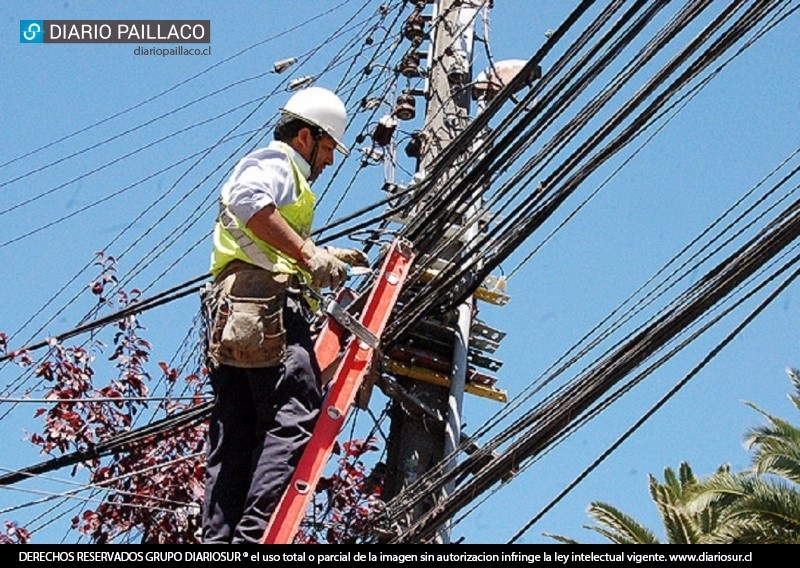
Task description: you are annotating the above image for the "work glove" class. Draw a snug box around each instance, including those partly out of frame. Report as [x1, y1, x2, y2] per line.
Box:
[300, 240, 348, 289]
[324, 246, 369, 268]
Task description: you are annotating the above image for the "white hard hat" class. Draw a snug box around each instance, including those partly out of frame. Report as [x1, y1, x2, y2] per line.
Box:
[280, 86, 349, 156]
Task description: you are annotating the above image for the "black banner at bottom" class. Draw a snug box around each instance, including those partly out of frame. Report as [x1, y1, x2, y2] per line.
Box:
[6, 544, 763, 567]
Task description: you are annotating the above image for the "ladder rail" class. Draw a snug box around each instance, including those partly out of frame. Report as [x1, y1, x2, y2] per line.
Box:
[260, 238, 415, 544]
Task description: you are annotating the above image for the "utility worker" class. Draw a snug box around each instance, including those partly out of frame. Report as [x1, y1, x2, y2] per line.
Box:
[201, 86, 369, 544]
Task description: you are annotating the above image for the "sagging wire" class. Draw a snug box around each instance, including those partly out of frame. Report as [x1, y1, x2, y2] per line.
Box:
[4, 1, 391, 363]
[0, 0, 359, 172]
[387, 191, 800, 543]
[398, 0, 782, 339]
[507, 245, 800, 543]
[372, 0, 796, 544]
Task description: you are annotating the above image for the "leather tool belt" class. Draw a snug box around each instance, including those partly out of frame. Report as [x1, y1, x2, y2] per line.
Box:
[201, 260, 289, 369]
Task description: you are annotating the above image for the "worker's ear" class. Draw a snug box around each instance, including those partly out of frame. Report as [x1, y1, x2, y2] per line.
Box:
[290, 127, 315, 164]
[295, 127, 315, 152]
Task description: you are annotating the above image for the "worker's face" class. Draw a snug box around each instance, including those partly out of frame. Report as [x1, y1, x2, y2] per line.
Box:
[295, 128, 337, 182]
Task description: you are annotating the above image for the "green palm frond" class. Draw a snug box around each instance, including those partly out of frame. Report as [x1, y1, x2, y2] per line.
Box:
[584, 501, 661, 544]
[541, 501, 661, 545]
[735, 478, 800, 528]
[647, 464, 714, 544]
[649, 478, 701, 544]
[785, 368, 800, 411]
[542, 532, 583, 544]
[696, 474, 800, 543]
[553, 371, 800, 545]
[677, 461, 698, 490]
[685, 467, 744, 535]
[743, 403, 800, 483]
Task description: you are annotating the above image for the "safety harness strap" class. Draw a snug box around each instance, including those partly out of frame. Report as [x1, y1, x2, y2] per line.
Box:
[218, 202, 277, 272]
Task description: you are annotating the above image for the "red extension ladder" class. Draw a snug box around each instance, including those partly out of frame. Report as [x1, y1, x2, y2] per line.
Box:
[260, 238, 414, 544]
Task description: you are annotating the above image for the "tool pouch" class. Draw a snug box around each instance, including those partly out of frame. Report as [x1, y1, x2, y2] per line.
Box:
[202, 266, 288, 369]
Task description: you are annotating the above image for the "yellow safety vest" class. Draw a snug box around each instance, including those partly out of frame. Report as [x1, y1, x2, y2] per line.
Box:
[210, 143, 315, 284]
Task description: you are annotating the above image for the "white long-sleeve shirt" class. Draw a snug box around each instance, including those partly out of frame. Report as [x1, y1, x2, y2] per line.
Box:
[221, 140, 312, 225]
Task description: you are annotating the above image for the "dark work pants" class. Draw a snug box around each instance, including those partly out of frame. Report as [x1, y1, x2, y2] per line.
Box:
[202, 294, 322, 544]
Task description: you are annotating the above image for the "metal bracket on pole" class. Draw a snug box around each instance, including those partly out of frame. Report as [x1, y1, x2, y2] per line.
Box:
[260, 238, 415, 544]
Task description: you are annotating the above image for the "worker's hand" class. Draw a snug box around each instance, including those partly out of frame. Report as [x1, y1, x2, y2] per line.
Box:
[300, 240, 348, 289]
[324, 246, 369, 268]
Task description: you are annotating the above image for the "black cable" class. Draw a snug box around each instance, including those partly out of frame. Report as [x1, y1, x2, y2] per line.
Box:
[508, 249, 800, 543]
[0, 402, 211, 487]
[0, 276, 206, 364]
[0, 0, 358, 172]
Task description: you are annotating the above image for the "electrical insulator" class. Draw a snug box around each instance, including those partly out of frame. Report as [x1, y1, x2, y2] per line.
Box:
[472, 59, 535, 101]
[402, 12, 426, 44]
[360, 146, 384, 165]
[404, 130, 425, 158]
[272, 57, 297, 74]
[288, 76, 314, 91]
[398, 51, 421, 78]
[361, 97, 383, 110]
[371, 115, 397, 147]
[393, 92, 416, 121]
[448, 62, 467, 86]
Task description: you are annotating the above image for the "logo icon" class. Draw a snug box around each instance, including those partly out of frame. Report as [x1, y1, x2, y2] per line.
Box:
[20, 20, 44, 43]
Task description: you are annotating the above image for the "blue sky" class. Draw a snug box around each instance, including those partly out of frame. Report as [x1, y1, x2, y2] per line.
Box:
[2, 1, 800, 545]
